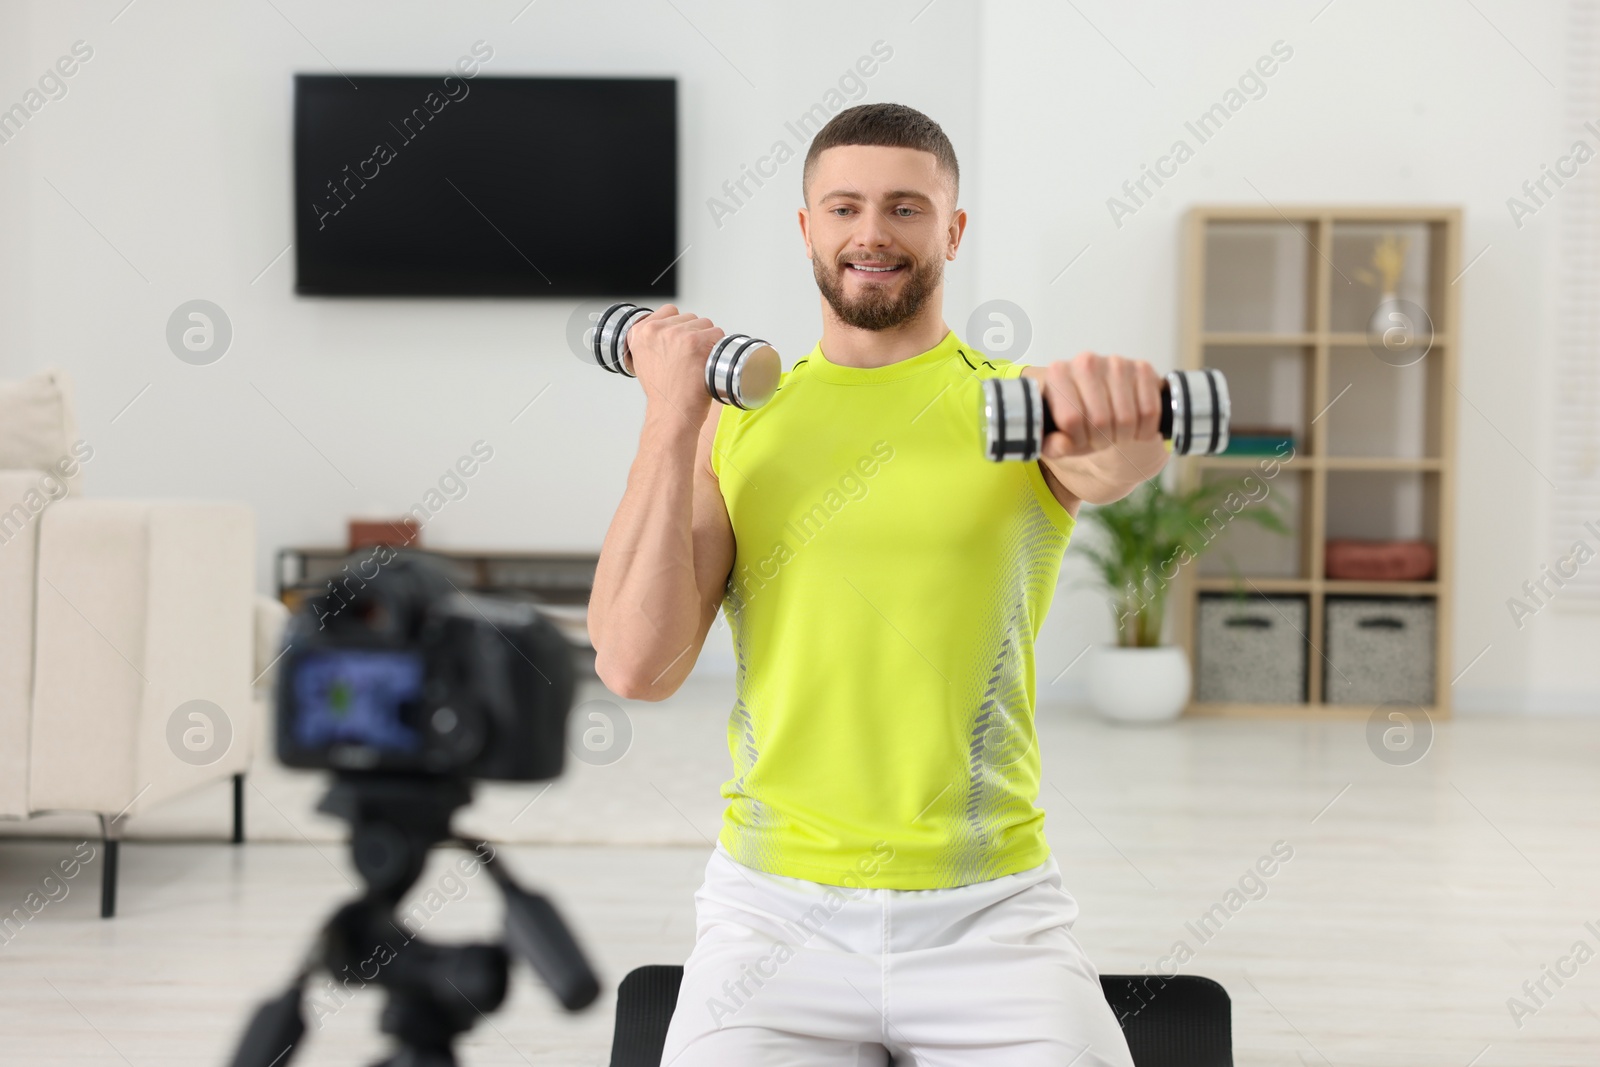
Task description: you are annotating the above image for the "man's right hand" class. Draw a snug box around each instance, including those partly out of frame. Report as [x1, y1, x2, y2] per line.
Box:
[625, 304, 726, 420]
[589, 306, 737, 702]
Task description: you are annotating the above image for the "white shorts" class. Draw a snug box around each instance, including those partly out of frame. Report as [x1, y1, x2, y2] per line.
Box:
[660, 844, 1135, 1067]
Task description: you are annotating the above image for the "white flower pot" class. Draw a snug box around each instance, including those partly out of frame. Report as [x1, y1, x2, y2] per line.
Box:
[1086, 645, 1191, 724]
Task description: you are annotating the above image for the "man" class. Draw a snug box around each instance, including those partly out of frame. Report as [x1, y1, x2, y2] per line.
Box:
[589, 102, 1166, 1066]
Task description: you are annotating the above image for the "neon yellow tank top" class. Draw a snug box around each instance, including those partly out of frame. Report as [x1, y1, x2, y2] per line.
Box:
[710, 328, 1076, 889]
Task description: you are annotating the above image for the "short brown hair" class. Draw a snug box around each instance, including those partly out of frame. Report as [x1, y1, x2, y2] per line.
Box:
[801, 103, 959, 208]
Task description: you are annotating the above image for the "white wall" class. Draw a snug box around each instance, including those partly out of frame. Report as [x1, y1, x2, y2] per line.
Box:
[1, 0, 1593, 712]
[0, 2, 30, 344]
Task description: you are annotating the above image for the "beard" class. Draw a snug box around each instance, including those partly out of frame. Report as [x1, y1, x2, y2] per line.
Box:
[813, 251, 942, 331]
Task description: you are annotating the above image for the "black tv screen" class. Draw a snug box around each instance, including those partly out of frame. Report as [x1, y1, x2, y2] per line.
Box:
[293, 74, 677, 297]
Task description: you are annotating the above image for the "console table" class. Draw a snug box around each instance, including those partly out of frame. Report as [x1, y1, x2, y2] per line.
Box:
[275, 546, 599, 667]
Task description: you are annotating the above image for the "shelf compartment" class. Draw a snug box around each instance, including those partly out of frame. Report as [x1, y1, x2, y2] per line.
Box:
[1323, 469, 1440, 546]
[1203, 221, 1316, 334]
[1204, 344, 1312, 458]
[1328, 221, 1436, 336]
[1193, 468, 1309, 580]
[1324, 345, 1444, 459]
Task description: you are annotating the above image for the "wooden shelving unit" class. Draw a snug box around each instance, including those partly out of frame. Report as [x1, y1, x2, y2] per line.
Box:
[1173, 205, 1461, 719]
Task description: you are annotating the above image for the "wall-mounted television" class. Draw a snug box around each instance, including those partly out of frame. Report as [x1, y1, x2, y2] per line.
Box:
[293, 74, 677, 297]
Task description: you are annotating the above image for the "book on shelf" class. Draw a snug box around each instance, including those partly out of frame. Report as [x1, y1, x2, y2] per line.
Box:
[1220, 425, 1295, 456]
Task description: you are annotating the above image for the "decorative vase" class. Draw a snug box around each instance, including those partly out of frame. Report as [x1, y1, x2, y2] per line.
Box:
[1086, 645, 1191, 724]
[1367, 292, 1431, 365]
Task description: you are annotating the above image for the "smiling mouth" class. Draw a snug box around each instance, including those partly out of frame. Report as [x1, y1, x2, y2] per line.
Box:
[846, 262, 905, 277]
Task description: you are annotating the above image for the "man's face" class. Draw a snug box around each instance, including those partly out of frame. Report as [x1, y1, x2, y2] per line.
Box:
[802, 145, 960, 332]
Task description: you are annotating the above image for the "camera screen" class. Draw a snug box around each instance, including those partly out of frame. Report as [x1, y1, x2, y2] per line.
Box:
[292, 648, 426, 753]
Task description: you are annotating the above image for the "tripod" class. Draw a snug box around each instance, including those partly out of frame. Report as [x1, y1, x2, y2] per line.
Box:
[228, 774, 599, 1067]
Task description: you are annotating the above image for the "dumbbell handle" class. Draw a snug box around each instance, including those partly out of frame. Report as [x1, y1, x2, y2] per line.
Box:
[981, 368, 1231, 461]
[590, 302, 782, 410]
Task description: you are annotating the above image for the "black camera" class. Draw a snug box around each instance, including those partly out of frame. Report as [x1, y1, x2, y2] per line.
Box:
[275, 548, 575, 781]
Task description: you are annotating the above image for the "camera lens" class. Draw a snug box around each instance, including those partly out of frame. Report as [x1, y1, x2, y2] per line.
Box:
[428, 702, 488, 767]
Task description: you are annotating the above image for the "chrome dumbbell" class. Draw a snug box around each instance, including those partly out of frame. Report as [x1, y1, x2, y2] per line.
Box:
[980, 368, 1231, 461]
[587, 302, 783, 410]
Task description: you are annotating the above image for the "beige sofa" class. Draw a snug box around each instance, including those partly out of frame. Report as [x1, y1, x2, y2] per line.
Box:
[0, 368, 287, 916]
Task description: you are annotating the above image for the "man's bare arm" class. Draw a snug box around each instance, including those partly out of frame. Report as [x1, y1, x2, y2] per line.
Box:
[589, 307, 735, 701]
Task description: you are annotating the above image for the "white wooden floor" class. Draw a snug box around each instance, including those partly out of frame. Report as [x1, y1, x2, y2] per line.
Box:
[2, 679, 1597, 1065]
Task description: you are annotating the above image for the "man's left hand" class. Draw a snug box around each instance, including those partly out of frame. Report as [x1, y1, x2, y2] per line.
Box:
[1024, 352, 1164, 459]
[1019, 354, 1171, 510]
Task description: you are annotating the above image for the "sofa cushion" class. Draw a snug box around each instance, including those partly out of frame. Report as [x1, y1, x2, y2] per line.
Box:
[0, 368, 87, 497]
[28, 500, 255, 817]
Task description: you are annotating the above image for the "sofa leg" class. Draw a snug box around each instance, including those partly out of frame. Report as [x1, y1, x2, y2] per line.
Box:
[232, 773, 245, 845]
[99, 815, 119, 919]
[100, 842, 118, 918]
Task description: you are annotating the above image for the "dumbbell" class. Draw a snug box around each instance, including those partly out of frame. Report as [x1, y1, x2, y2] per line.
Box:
[587, 302, 782, 410]
[980, 368, 1231, 461]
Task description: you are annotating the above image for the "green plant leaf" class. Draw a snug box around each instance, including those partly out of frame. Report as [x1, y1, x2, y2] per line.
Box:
[1076, 473, 1293, 647]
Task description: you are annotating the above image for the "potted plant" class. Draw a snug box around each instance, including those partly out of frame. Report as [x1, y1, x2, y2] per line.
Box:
[1075, 477, 1290, 723]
